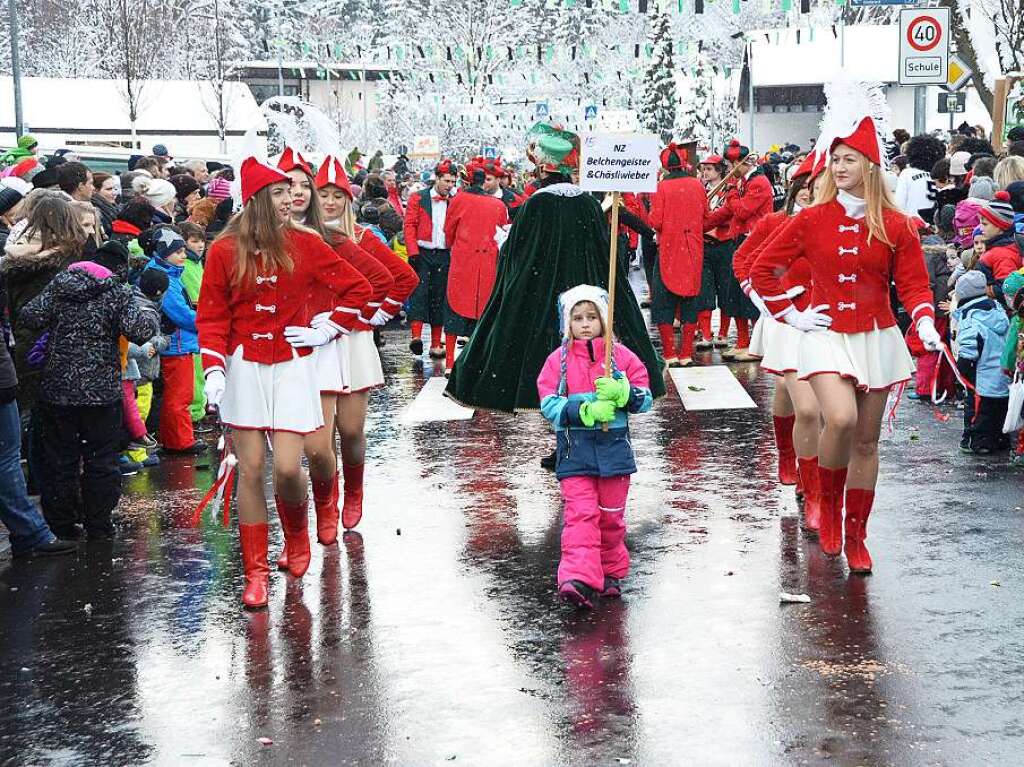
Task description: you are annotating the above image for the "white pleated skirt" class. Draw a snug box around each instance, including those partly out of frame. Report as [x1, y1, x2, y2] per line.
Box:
[313, 337, 346, 394]
[759, 315, 804, 376]
[221, 348, 324, 434]
[797, 325, 914, 391]
[339, 331, 385, 394]
[748, 316, 767, 357]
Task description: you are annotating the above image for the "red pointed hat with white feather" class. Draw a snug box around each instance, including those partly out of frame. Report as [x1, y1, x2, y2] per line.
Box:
[812, 72, 891, 169]
[314, 155, 354, 199]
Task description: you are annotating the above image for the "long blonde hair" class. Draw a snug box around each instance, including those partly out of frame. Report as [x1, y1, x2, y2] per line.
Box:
[70, 200, 102, 248]
[994, 156, 1024, 189]
[217, 185, 294, 288]
[812, 152, 909, 246]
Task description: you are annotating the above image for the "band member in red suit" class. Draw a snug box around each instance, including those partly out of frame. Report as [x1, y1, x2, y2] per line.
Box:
[696, 155, 731, 348]
[196, 157, 371, 608]
[481, 159, 521, 213]
[275, 148, 391, 557]
[648, 143, 709, 367]
[734, 152, 825, 532]
[750, 116, 940, 574]
[316, 154, 419, 531]
[705, 140, 774, 361]
[404, 159, 458, 359]
[443, 160, 510, 374]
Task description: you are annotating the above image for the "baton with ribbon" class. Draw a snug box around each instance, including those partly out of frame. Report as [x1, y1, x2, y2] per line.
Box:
[190, 419, 237, 528]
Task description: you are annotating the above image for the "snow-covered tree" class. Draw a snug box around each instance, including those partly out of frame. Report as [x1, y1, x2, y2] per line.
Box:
[679, 50, 715, 150]
[639, 6, 676, 142]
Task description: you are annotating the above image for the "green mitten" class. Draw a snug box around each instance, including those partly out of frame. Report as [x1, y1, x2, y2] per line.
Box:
[584, 399, 617, 424]
[594, 374, 631, 407]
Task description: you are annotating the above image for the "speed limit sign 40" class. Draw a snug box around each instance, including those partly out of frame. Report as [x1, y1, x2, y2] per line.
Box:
[899, 8, 949, 85]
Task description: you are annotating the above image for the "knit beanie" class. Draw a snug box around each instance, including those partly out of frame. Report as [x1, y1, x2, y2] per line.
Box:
[69, 260, 113, 280]
[205, 176, 232, 201]
[151, 227, 186, 261]
[133, 176, 176, 208]
[558, 284, 610, 340]
[168, 173, 201, 202]
[139, 267, 169, 298]
[955, 269, 988, 301]
[979, 191, 1015, 231]
[17, 134, 37, 151]
[1005, 181, 1024, 214]
[32, 168, 58, 189]
[0, 178, 27, 216]
[92, 240, 131, 277]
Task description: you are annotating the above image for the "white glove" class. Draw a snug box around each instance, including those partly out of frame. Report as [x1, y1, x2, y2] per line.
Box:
[782, 304, 833, 332]
[284, 324, 339, 348]
[369, 307, 393, 326]
[916, 315, 942, 351]
[309, 311, 332, 330]
[205, 369, 226, 409]
[747, 288, 769, 317]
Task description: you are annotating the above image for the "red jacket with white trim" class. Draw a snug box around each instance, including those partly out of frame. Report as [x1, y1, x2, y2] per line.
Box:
[704, 171, 773, 240]
[733, 210, 812, 313]
[309, 235, 393, 332]
[749, 200, 935, 334]
[403, 187, 451, 257]
[648, 174, 709, 297]
[354, 225, 419, 316]
[443, 187, 510, 320]
[197, 228, 372, 373]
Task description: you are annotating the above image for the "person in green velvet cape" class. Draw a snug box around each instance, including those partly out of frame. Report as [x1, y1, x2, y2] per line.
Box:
[445, 124, 665, 413]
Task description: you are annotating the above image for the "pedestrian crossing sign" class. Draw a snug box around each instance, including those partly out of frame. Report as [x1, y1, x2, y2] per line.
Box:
[585, 105, 598, 121]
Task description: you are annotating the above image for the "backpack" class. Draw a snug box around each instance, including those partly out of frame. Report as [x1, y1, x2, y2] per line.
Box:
[953, 198, 986, 249]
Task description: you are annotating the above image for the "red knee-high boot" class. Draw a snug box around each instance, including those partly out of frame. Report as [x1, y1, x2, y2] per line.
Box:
[717, 314, 732, 343]
[312, 471, 340, 546]
[275, 494, 311, 577]
[772, 415, 798, 485]
[697, 311, 712, 342]
[239, 523, 270, 609]
[817, 466, 847, 556]
[410, 321, 424, 354]
[679, 323, 696, 362]
[736, 319, 751, 350]
[341, 462, 365, 530]
[797, 456, 822, 534]
[844, 488, 875, 573]
[445, 333, 457, 371]
[657, 324, 677, 363]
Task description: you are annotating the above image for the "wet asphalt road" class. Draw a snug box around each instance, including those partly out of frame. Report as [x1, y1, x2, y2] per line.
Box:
[1, 309, 1023, 766]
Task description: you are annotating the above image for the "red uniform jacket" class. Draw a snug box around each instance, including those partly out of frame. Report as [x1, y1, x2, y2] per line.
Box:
[198, 228, 372, 373]
[353, 226, 419, 315]
[733, 211, 812, 313]
[750, 200, 935, 333]
[387, 186, 405, 217]
[444, 188, 510, 320]
[308, 235, 393, 333]
[705, 170, 773, 240]
[403, 187, 451, 257]
[621, 193, 651, 249]
[649, 174, 709, 297]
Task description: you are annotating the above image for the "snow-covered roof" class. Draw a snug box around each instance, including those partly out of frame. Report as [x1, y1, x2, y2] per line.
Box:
[751, 25, 899, 87]
[0, 78, 265, 133]
[235, 61, 393, 74]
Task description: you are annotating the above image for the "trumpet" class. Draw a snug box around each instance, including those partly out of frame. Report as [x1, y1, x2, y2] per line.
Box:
[706, 155, 758, 203]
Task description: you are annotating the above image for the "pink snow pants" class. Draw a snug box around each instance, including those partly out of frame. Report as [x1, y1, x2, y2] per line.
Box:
[557, 475, 631, 590]
[122, 380, 147, 440]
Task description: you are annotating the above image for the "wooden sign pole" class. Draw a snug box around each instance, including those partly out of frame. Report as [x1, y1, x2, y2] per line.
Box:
[602, 190, 621, 432]
[992, 78, 1009, 151]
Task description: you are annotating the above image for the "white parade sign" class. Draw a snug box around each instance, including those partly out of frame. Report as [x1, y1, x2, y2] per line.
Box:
[898, 8, 949, 86]
[410, 135, 440, 159]
[579, 133, 660, 194]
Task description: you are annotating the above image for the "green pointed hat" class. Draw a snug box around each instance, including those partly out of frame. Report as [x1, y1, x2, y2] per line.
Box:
[526, 122, 580, 175]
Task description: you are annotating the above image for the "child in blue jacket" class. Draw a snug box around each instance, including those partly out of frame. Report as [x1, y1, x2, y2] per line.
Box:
[954, 270, 1011, 454]
[536, 285, 652, 609]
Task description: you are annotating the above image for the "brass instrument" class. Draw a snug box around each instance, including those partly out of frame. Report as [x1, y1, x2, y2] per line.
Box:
[706, 155, 758, 204]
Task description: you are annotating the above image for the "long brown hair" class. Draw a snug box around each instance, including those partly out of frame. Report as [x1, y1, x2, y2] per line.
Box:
[24, 196, 86, 254]
[812, 152, 911, 247]
[217, 183, 294, 288]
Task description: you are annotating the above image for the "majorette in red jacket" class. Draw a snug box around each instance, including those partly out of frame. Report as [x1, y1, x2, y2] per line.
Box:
[353, 225, 419, 316]
[648, 174, 710, 297]
[197, 227, 372, 374]
[750, 200, 935, 333]
[443, 187, 510, 320]
[733, 210, 812, 313]
[403, 187, 453, 257]
[704, 170, 774, 240]
[307, 234, 393, 333]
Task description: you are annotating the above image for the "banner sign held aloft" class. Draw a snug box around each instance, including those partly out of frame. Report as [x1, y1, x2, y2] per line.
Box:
[579, 133, 660, 194]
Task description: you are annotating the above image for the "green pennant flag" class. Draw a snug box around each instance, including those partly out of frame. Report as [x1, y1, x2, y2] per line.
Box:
[618, 0, 629, 12]
[782, 0, 791, 8]
[732, 0, 740, 12]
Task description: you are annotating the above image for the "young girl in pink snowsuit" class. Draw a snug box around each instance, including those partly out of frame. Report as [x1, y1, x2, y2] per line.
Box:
[537, 285, 653, 609]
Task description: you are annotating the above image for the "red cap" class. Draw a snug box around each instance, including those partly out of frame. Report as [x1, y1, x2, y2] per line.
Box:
[277, 147, 313, 177]
[483, 159, 506, 178]
[436, 159, 457, 177]
[240, 157, 289, 205]
[314, 155, 353, 199]
[830, 116, 882, 166]
[724, 139, 749, 162]
[791, 153, 816, 180]
[659, 143, 691, 171]
[700, 154, 724, 166]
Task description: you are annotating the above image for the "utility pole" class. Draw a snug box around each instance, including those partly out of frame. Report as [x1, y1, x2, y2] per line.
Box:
[8, 0, 24, 138]
[362, 66, 369, 148]
[747, 41, 755, 149]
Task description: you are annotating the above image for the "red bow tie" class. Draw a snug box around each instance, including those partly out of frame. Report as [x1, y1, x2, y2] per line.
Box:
[432, 194, 447, 202]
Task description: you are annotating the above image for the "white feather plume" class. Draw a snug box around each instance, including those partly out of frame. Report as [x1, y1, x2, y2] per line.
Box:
[812, 71, 892, 168]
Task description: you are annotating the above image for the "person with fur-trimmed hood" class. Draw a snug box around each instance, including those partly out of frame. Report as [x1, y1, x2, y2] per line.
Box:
[537, 285, 652, 609]
[648, 143, 709, 368]
[403, 159, 459, 359]
[442, 159, 510, 374]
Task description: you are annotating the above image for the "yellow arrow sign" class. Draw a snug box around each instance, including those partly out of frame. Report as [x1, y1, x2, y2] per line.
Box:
[948, 55, 972, 90]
